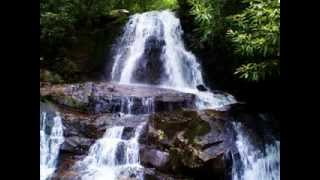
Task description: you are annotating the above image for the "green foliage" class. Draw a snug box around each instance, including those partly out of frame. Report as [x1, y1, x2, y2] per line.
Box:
[186, 0, 224, 46]
[226, 0, 280, 81]
[157, 130, 165, 140]
[40, 0, 179, 49]
[54, 58, 81, 81]
[147, 0, 178, 11]
[40, 12, 74, 43]
[40, 0, 117, 43]
[40, 69, 64, 84]
[234, 60, 279, 81]
[112, 0, 178, 13]
[40, 0, 73, 45]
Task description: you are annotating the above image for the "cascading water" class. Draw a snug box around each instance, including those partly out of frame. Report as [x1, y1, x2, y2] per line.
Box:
[40, 111, 64, 180]
[110, 10, 236, 110]
[75, 9, 278, 180]
[232, 122, 280, 180]
[75, 97, 154, 180]
[38, 6, 280, 180]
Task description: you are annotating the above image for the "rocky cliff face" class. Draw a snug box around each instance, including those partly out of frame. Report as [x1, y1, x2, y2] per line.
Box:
[41, 82, 243, 180]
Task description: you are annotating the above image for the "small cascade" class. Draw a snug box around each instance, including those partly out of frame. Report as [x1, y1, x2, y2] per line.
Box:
[109, 10, 236, 110]
[142, 97, 155, 114]
[40, 111, 64, 180]
[119, 97, 155, 114]
[75, 97, 154, 180]
[120, 97, 135, 114]
[232, 122, 280, 180]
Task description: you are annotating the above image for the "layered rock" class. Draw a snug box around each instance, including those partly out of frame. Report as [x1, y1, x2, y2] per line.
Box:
[40, 82, 196, 114]
[41, 82, 238, 180]
[62, 113, 152, 154]
[140, 110, 236, 179]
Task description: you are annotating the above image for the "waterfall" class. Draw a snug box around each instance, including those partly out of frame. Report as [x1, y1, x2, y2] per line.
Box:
[110, 10, 236, 110]
[232, 122, 280, 180]
[40, 111, 64, 180]
[69, 9, 278, 180]
[75, 98, 154, 180]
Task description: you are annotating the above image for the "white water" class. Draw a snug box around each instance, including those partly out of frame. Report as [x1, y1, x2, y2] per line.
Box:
[75, 98, 153, 180]
[110, 10, 236, 110]
[232, 122, 280, 180]
[76, 121, 147, 180]
[86, 10, 279, 180]
[40, 112, 64, 180]
[120, 97, 155, 115]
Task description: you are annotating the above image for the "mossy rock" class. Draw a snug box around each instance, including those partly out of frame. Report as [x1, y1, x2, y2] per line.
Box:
[40, 69, 64, 84]
[151, 110, 210, 145]
[56, 95, 88, 111]
[169, 145, 203, 170]
[41, 94, 88, 112]
[184, 119, 210, 144]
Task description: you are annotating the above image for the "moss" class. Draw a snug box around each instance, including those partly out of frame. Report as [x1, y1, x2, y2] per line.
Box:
[50, 95, 88, 112]
[157, 129, 165, 140]
[152, 112, 190, 139]
[40, 69, 64, 84]
[184, 120, 210, 144]
[152, 110, 211, 146]
[169, 146, 202, 170]
[40, 95, 53, 103]
[202, 109, 226, 120]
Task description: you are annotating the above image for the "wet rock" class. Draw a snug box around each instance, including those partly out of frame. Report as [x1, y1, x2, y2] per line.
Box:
[115, 142, 127, 164]
[132, 35, 166, 85]
[40, 82, 196, 113]
[142, 109, 236, 178]
[122, 127, 136, 140]
[52, 154, 85, 180]
[140, 145, 170, 170]
[60, 136, 95, 155]
[196, 85, 207, 91]
[58, 107, 152, 156]
[143, 168, 191, 180]
[40, 84, 245, 180]
[61, 110, 103, 138]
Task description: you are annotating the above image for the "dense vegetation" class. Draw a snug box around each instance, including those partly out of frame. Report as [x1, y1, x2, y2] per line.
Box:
[177, 0, 279, 82]
[227, 0, 279, 81]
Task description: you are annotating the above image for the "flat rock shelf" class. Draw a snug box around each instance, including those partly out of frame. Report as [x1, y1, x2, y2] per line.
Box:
[41, 82, 196, 114]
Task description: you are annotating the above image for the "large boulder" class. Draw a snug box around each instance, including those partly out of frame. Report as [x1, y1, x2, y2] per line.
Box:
[40, 82, 196, 113]
[140, 109, 236, 179]
[58, 108, 105, 155]
[140, 145, 170, 170]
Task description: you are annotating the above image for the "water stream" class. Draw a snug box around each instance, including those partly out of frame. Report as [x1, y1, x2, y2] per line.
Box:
[109, 10, 279, 180]
[40, 10, 279, 180]
[40, 111, 64, 180]
[75, 97, 154, 180]
[110, 10, 236, 110]
[232, 122, 280, 180]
